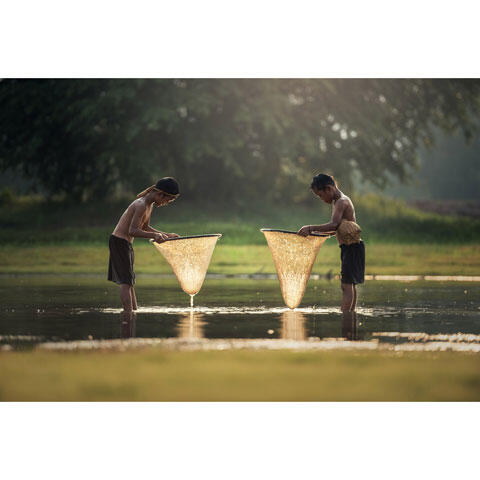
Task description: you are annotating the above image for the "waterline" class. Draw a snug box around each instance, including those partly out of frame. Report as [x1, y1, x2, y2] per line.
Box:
[1, 272, 479, 281]
[36, 336, 480, 353]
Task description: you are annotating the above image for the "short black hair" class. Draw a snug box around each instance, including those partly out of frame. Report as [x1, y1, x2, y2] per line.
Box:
[155, 177, 179, 195]
[311, 173, 337, 191]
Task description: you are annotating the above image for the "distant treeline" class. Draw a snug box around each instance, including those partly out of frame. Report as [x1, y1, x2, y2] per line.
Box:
[1, 79, 479, 204]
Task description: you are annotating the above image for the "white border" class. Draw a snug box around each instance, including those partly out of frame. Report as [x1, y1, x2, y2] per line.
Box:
[1, 1, 479, 77]
[1, 402, 478, 479]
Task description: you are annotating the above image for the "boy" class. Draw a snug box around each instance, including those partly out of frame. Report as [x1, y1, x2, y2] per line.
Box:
[297, 173, 365, 312]
[108, 177, 180, 312]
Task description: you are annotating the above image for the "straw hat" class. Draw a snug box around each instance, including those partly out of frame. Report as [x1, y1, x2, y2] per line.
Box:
[336, 220, 362, 245]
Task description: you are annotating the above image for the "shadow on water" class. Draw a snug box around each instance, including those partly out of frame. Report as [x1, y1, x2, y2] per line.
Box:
[1, 276, 479, 351]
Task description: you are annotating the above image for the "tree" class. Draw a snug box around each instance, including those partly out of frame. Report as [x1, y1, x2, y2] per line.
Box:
[1, 79, 479, 203]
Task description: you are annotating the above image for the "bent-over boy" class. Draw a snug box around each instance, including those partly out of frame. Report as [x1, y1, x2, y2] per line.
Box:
[108, 177, 180, 312]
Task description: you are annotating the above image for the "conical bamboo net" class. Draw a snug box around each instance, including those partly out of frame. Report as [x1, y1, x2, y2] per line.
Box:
[152, 234, 221, 296]
[261, 229, 329, 309]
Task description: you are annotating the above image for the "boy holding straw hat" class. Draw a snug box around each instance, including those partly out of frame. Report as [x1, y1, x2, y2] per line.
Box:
[297, 173, 365, 312]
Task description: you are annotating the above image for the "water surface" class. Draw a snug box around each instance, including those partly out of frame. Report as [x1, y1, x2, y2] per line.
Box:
[1, 276, 479, 351]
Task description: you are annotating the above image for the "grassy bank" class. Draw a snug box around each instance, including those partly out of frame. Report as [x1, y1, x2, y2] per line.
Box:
[1, 349, 478, 401]
[1, 242, 479, 275]
[1, 194, 480, 245]
[1, 194, 478, 275]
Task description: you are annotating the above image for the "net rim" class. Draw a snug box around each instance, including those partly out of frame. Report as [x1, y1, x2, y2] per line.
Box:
[150, 234, 222, 244]
[260, 228, 331, 238]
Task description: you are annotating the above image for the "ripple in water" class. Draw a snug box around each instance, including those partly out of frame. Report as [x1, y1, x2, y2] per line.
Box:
[76, 305, 391, 316]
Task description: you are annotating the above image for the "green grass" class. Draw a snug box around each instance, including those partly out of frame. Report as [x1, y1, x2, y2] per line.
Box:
[1, 194, 480, 245]
[1, 194, 479, 275]
[1, 242, 479, 275]
[0, 349, 478, 401]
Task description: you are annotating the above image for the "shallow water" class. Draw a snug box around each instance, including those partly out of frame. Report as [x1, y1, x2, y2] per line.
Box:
[0, 276, 479, 351]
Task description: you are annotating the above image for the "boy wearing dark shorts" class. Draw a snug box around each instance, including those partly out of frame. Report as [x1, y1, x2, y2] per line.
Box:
[297, 173, 365, 312]
[108, 177, 180, 312]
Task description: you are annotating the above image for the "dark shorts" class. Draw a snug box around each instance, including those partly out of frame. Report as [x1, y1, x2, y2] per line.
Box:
[108, 235, 135, 285]
[340, 241, 365, 285]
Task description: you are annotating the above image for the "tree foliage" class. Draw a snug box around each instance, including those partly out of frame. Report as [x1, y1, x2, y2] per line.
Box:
[1, 79, 479, 203]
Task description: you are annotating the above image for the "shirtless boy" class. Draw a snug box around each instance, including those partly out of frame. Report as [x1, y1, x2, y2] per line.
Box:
[108, 177, 180, 312]
[297, 173, 365, 312]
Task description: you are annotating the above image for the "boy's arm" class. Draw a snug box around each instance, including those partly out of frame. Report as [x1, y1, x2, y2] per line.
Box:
[128, 206, 168, 242]
[297, 200, 346, 236]
[143, 208, 179, 238]
[145, 225, 179, 238]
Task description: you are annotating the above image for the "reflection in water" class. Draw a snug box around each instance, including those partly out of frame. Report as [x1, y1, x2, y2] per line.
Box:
[120, 312, 136, 338]
[280, 310, 307, 341]
[2, 276, 480, 352]
[177, 309, 206, 340]
[342, 311, 363, 341]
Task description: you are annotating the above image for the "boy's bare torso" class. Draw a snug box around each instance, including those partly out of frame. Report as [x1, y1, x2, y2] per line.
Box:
[112, 199, 153, 243]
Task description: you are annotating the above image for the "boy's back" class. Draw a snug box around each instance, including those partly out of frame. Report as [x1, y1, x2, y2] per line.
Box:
[112, 198, 153, 243]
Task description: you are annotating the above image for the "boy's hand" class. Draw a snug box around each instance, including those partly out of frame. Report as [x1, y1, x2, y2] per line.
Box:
[167, 233, 180, 238]
[297, 226, 311, 237]
[153, 233, 169, 243]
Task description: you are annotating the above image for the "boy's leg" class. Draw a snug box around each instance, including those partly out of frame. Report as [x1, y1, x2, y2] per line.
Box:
[341, 283, 354, 312]
[130, 286, 138, 310]
[120, 283, 133, 311]
[352, 285, 357, 311]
